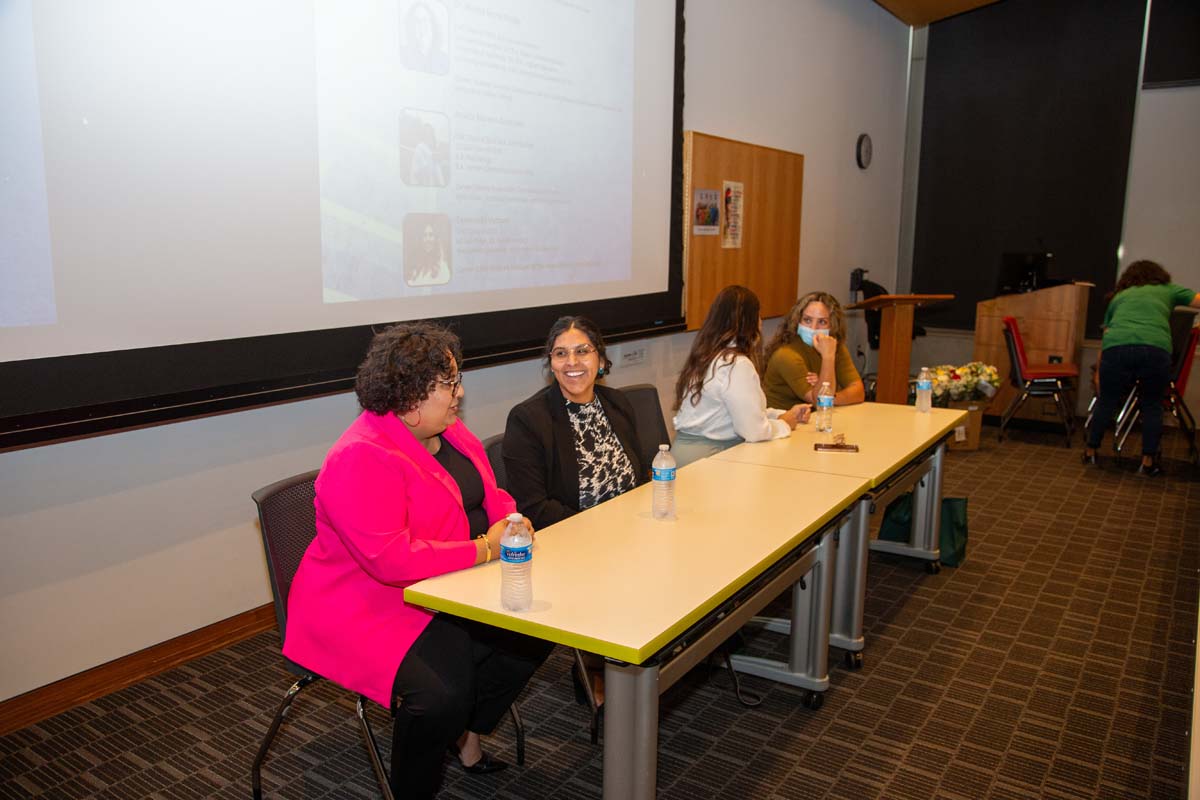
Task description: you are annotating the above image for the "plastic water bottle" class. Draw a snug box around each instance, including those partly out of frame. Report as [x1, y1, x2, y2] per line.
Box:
[651, 444, 676, 520]
[500, 512, 532, 611]
[916, 367, 933, 413]
[815, 382, 834, 433]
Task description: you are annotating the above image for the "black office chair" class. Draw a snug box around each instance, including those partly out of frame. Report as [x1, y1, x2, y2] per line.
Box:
[482, 432, 507, 489]
[617, 383, 672, 470]
[250, 470, 525, 799]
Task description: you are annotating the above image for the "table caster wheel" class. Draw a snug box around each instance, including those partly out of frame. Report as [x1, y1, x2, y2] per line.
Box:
[843, 651, 863, 670]
[925, 560, 941, 575]
[802, 690, 824, 710]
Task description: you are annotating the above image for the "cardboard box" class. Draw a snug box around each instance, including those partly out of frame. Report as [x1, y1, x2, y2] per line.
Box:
[947, 399, 983, 451]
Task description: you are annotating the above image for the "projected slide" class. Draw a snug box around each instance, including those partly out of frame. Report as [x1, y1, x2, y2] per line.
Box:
[0, 1, 671, 365]
[0, 0, 56, 328]
[315, 0, 634, 303]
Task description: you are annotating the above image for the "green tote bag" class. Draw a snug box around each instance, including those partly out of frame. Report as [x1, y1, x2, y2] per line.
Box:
[877, 493, 968, 568]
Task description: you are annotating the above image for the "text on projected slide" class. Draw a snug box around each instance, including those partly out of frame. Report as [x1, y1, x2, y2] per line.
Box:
[315, 0, 634, 304]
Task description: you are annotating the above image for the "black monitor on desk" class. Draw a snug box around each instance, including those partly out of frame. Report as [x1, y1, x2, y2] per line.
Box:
[998, 252, 1063, 295]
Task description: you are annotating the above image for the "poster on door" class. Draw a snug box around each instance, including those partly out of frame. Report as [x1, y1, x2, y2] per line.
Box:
[721, 180, 743, 249]
[691, 189, 720, 235]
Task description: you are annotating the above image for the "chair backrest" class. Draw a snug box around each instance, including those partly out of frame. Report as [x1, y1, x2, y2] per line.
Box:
[1001, 317, 1029, 372]
[251, 470, 320, 642]
[1002, 326, 1026, 387]
[860, 279, 888, 350]
[617, 383, 671, 470]
[1168, 308, 1199, 381]
[482, 432, 507, 490]
[1174, 325, 1199, 395]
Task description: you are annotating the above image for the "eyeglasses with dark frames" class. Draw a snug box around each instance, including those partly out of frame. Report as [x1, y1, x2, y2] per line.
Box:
[549, 344, 597, 361]
[436, 373, 463, 392]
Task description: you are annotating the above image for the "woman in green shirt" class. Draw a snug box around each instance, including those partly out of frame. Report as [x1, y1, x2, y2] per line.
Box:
[762, 291, 865, 409]
[1084, 260, 1200, 474]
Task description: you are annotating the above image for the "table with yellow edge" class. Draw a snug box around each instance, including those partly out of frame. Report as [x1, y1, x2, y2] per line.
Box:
[406, 456, 869, 800]
[713, 402, 966, 670]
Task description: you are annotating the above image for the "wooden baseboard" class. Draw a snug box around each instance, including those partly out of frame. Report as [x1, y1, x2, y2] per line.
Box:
[0, 603, 276, 737]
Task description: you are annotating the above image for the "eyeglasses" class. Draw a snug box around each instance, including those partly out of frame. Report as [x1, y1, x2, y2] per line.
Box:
[436, 374, 463, 392]
[549, 344, 596, 361]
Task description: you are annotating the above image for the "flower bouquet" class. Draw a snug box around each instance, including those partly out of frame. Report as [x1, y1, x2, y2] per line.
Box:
[930, 362, 1000, 405]
[928, 362, 999, 450]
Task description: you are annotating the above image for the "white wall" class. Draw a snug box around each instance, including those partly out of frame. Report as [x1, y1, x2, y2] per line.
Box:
[685, 0, 909, 303]
[1120, 84, 1200, 291]
[0, 0, 910, 703]
[1119, 83, 1200, 417]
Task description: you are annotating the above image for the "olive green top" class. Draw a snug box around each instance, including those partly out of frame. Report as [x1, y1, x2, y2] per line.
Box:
[762, 339, 862, 409]
[1101, 283, 1196, 354]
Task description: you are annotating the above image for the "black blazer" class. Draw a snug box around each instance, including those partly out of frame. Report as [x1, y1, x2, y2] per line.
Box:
[503, 383, 648, 530]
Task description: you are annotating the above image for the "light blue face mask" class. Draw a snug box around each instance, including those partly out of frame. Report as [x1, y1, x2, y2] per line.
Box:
[796, 324, 818, 347]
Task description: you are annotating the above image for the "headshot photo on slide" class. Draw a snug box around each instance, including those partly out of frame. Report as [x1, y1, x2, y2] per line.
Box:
[403, 213, 452, 287]
[400, 108, 450, 187]
[400, 0, 450, 75]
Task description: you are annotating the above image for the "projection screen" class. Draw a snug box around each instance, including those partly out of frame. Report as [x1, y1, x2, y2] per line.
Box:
[0, 0, 684, 446]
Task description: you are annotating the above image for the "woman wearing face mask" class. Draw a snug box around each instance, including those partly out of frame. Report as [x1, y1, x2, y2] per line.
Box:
[762, 292, 866, 409]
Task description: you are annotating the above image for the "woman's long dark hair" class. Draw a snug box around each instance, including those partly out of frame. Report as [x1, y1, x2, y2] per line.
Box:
[674, 285, 762, 410]
[1108, 260, 1171, 302]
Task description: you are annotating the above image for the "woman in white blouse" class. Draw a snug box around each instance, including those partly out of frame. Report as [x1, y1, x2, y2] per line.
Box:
[672, 285, 810, 466]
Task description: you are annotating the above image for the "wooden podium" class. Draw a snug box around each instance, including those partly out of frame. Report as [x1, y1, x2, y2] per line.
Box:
[974, 282, 1092, 421]
[849, 294, 954, 404]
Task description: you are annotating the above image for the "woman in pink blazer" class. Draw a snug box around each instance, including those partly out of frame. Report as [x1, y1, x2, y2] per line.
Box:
[284, 323, 552, 799]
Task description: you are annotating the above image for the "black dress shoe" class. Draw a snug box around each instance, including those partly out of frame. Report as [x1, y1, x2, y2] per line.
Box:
[448, 747, 509, 775]
[1136, 460, 1162, 477]
[1081, 451, 1098, 466]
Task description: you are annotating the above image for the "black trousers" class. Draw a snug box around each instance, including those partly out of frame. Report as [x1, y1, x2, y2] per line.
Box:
[389, 614, 553, 799]
[1086, 344, 1172, 456]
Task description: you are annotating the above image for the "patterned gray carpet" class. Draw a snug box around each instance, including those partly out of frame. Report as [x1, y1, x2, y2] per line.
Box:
[2, 427, 1197, 799]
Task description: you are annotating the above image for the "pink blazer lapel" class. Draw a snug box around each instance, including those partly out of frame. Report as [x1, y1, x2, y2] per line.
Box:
[369, 412, 463, 507]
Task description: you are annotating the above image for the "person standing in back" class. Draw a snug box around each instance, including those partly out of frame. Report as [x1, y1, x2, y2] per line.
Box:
[1083, 260, 1199, 475]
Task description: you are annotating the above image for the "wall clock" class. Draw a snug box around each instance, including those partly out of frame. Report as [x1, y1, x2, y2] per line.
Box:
[856, 133, 872, 169]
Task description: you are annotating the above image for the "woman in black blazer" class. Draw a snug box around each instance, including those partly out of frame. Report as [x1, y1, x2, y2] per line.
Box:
[503, 316, 649, 531]
[503, 316, 649, 710]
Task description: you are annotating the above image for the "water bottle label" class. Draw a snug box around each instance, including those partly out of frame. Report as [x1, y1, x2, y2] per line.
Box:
[652, 467, 676, 481]
[500, 543, 531, 564]
[917, 380, 932, 391]
[817, 396, 834, 409]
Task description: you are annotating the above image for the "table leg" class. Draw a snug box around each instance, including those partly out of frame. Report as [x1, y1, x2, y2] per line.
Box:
[869, 444, 943, 569]
[910, 443, 944, 556]
[603, 661, 659, 800]
[729, 527, 835, 701]
[829, 497, 871, 657]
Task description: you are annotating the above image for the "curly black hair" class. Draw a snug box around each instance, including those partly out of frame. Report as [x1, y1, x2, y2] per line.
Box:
[1107, 259, 1171, 302]
[355, 322, 462, 415]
